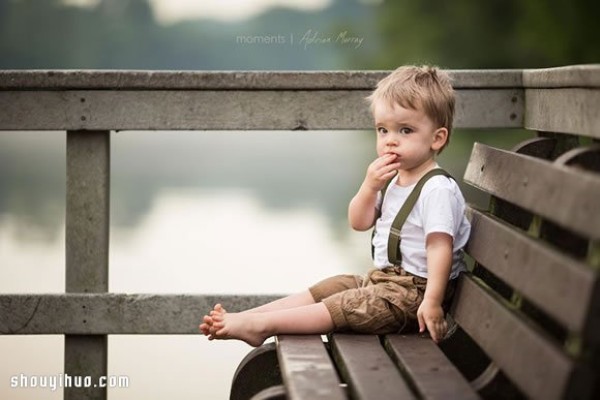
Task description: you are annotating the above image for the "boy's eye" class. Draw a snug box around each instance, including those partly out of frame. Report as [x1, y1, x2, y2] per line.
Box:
[376, 127, 387, 135]
[399, 127, 413, 134]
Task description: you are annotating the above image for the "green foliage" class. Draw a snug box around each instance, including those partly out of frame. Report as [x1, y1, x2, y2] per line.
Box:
[0, 0, 596, 69]
[368, 0, 599, 69]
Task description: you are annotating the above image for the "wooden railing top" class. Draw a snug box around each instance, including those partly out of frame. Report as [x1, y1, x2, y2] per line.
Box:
[0, 69, 523, 90]
[0, 65, 598, 90]
[0, 65, 598, 134]
[522, 64, 600, 88]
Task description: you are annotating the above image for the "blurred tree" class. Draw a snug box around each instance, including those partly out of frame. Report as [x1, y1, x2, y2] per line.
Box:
[515, 0, 599, 66]
[367, 0, 599, 69]
[1, 0, 597, 69]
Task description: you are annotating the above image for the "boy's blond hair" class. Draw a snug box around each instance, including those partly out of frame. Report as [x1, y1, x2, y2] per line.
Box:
[367, 65, 455, 154]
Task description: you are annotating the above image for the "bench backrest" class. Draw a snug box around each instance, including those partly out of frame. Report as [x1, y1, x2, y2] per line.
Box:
[0, 66, 598, 400]
[451, 68, 600, 400]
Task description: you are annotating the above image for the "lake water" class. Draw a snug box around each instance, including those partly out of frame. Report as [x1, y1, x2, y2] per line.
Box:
[0, 130, 376, 400]
[0, 128, 528, 399]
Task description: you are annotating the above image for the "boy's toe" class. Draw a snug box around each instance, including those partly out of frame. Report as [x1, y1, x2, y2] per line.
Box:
[215, 304, 227, 313]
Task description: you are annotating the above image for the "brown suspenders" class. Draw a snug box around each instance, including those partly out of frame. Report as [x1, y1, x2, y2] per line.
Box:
[372, 168, 453, 265]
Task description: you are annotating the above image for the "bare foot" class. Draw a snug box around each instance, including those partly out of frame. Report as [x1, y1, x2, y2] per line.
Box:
[199, 314, 215, 336]
[199, 304, 227, 337]
[211, 311, 271, 347]
[207, 304, 227, 337]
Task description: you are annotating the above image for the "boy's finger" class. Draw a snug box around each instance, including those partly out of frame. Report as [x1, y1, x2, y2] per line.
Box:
[382, 160, 400, 169]
[439, 322, 448, 340]
[377, 163, 399, 178]
[418, 314, 425, 333]
[382, 170, 397, 180]
[434, 321, 447, 343]
[379, 162, 401, 175]
[375, 154, 397, 167]
[427, 323, 439, 342]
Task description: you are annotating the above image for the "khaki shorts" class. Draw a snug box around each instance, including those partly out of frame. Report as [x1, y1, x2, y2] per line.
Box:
[309, 266, 456, 335]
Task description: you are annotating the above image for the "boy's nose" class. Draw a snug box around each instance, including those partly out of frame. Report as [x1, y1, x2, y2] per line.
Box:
[386, 137, 399, 147]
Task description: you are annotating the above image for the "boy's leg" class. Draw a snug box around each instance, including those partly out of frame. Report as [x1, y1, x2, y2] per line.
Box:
[199, 291, 316, 335]
[222, 272, 361, 315]
[200, 274, 361, 335]
[209, 302, 334, 347]
[243, 290, 316, 313]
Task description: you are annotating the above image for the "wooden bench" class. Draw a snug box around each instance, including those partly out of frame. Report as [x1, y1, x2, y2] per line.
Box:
[1, 66, 598, 400]
[230, 134, 600, 399]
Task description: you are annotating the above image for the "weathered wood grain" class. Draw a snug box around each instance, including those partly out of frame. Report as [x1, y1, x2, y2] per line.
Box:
[523, 65, 600, 88]
[464, 143, 600, 239]
[0, 89, 522, 130]
[451, 275, 588, 400]
[330, 334, 415, 400]
[0, 294, 283, 334]
[525, 88, 600, 138]
[466, 207, 598, 336]
[66, 131, 110, 294]
[385, 335, 480, 400]
[65, 130, 110, 400]
[0, 70, 523, 90]
[276, 335, 346, 400]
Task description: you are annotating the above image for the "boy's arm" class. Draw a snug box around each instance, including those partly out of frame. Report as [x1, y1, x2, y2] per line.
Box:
[418, 232, 453, 343]
[348, 184, 379, 231]
[348, 154, 400, 231]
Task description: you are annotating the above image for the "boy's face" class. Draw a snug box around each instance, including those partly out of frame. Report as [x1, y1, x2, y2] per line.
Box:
[372, 100, 447, 172]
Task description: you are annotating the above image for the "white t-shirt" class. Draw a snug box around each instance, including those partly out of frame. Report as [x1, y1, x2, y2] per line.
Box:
[372, 171, 471, 279]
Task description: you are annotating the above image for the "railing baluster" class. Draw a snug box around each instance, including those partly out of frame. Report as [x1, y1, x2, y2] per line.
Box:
[65, 130, 110, 400]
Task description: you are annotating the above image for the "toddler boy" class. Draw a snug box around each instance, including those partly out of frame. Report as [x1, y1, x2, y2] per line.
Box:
[199, 65, 471, 346]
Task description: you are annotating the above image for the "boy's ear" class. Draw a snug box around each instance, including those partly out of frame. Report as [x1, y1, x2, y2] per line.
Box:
[431, 127, 448, 151]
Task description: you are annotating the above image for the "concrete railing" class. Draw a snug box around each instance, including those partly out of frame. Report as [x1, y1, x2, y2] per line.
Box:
[0, 65, 598, 400]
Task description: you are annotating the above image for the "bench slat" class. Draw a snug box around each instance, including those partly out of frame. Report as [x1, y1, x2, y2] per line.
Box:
[464, 143, 600, 239]
[330, 334, 415, 400]
[384, 335, 480, 400]
[466, 207, 598, 335]
[451, 275, 581, 400]
[276, 335, 346, 400]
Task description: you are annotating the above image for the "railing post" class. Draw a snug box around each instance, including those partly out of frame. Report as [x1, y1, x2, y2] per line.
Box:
[65, 130, 110, 400]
